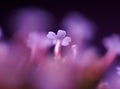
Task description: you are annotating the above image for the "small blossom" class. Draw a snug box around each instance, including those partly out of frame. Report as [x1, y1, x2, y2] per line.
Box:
[47, 30, 71, 59]
[57, 30, 66, 39]
[103, 34, 120, 54]
[26, 32, 52, 60]
[26, 32, 51, 49]
[61, 36, 71, 46]
[46, 32, 56, 40]
[47, 30, 71, 46]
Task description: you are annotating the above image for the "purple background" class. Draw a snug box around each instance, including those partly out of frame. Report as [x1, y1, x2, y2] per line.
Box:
[0, 1, 119, 53]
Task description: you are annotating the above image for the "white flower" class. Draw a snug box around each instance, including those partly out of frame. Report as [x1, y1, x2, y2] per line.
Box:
[103, 34, 120, 54]
[47, 30, 71, 46]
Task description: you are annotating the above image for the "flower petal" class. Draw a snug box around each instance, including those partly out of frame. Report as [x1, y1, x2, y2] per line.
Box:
[62, 36, 71, 46]
[57, 30, 66, 39]
[47, 31, 56, 40]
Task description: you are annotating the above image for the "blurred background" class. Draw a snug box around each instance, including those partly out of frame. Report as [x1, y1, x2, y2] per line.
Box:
[0, 1, 119, 51]
[0, 1, 119, 89]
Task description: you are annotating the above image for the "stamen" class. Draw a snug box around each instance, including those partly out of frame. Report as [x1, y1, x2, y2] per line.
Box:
[54, 40, 61, 59]
[71, 44, 77, 58]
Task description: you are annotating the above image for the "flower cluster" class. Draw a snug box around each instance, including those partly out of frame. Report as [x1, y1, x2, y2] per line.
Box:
[25, 29, 120, 89]
[0, 9, 120, 89]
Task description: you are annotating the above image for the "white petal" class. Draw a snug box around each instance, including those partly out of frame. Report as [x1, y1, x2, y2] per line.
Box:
[57, 30, 66, 39]
[47, 32, 56, 40]
[62, 36, 71, 46]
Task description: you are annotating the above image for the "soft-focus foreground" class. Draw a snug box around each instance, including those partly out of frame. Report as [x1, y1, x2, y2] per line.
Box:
[0, 8, 120, 89]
